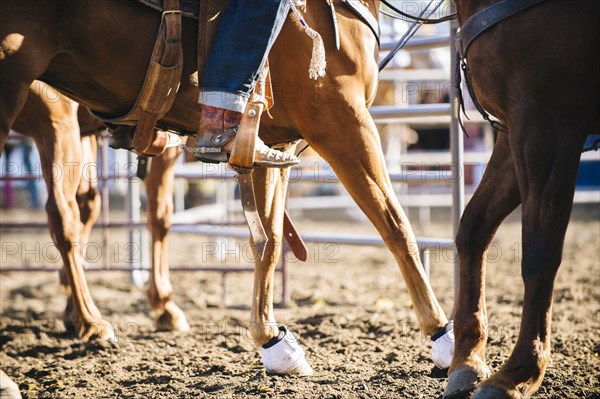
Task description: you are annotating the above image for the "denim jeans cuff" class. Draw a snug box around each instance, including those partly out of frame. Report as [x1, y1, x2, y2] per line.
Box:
[198, 90, 249, 114]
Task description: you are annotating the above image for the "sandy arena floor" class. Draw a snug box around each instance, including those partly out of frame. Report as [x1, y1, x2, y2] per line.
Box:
[1, 207, 599, 398]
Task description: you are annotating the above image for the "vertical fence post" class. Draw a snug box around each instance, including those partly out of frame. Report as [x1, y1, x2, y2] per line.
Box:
[126, 151, 144, 287]
[100, 130, 111, 270]
[450, 20, 465, 305]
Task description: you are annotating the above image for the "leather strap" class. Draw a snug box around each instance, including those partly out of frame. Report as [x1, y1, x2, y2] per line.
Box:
[283, 210, 308, 262]
[457, 0, 550, 58]
[238, 173, 269, 261]
[229, 101, 262, 173]
[342, 0, 380, 45]
[91, 0, 183, 156]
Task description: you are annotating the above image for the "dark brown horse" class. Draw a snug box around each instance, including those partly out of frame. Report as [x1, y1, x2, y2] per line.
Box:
[445, 1, 600, 398]
[0, 0, 452, 374]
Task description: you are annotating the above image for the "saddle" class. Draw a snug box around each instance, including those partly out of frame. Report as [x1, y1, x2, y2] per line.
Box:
[91, 0, 225, 157]
[94, 0, 379, 157]
[88, 0, 379, 259]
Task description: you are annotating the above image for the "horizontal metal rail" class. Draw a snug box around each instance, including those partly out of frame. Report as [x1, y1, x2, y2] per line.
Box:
[0, 265, 262, 273]
[380, 36, 450, 52]
[168, 224, 454, 250]
[370, 103, 451, 122]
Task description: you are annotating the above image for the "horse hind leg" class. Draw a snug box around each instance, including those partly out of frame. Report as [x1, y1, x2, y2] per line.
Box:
[444, 132, 521, 398]
[472, 115, 587, 399]
[145, 147, 190, 332]
[33, 99, 114, 341]
[59, 134, 102, 330]
[76, 135, 101, 250]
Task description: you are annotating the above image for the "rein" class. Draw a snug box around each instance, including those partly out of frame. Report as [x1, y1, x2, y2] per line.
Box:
[380, 0, 456, 24]
[378, 0, 449, 71]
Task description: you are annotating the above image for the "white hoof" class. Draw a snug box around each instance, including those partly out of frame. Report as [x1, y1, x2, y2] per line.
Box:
[260, 326, 313, 376]
[432, 321, 454, 369]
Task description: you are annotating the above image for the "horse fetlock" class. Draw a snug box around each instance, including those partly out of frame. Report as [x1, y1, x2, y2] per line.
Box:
[146, 284, 173, 310]
[248, 322, 280, 347]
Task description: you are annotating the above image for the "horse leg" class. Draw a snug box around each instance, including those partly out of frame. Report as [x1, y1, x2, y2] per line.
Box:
[305, 105, 450, 363]
[77, 135, 101, 250]
[248, 155, 312, 375]
[33, 106, 113, 341]
[472, 116, 587, 399]
[60, 134, 101, 327]
[444, 133, 521, 398]
[145, 146, 190, 332]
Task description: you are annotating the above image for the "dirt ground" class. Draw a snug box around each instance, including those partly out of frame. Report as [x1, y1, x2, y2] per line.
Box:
[1, 206, 599, 398]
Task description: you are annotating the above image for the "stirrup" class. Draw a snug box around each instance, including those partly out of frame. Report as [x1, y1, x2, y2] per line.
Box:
[181, 127, 238, 164]
[255, 142, 300, 168]
[182, 128, 300, 168]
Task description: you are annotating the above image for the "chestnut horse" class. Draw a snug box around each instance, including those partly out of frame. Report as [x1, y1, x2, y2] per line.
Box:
[0, 0, 451, 373]
[444, 1, 600, 398]
[8, 82, 114, 340]
[1, 82, 107, 399]
[8, 81, 190, 337]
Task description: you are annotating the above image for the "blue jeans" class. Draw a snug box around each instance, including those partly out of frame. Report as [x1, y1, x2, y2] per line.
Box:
[199, 0, 290, 113]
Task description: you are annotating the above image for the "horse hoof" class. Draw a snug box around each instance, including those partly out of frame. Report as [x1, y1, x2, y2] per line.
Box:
[155, 303, 190, 332]
[432, 321, 454, 368]
[79, 320, 116, 342]
[472, 385, 520, 399]
[155, 309, 190, 332]
[260, 326, 313, 376]
[444, 368, 482, 399]
[0, 371, 22, 399]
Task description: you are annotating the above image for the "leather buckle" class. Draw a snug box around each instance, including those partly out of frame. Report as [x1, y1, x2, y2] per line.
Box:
[161, 9, 182, 22]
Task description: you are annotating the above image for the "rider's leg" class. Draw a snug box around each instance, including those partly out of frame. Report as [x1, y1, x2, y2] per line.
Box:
[196, 0, 298, 167]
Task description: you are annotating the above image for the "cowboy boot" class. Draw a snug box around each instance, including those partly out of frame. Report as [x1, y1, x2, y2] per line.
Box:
[190, 105, 299, 167]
